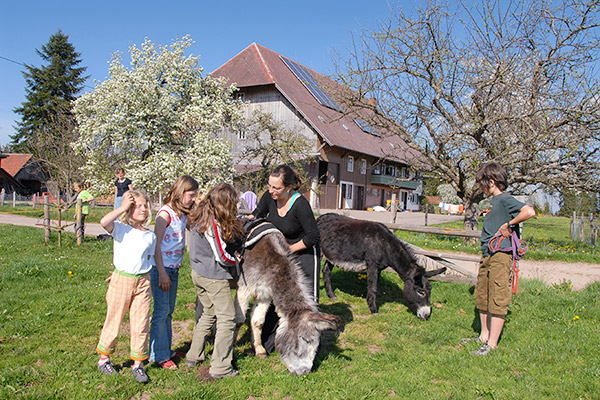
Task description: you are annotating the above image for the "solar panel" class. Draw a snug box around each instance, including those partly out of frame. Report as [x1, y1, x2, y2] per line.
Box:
[354, 118, 380, 136]
[280, 56, 342, 112]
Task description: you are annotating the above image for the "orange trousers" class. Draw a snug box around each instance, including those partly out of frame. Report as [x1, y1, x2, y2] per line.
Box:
[96, 271, 152, 361]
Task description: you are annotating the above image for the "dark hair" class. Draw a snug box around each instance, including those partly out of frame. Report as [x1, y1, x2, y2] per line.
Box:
[270, 164, 301, 190]
[164, 175, 199, 217]
[73, 179, 86, 189]
[115, 167, 125, 174]
[476, 162, 508, 192]
[188, 182, 244, 242]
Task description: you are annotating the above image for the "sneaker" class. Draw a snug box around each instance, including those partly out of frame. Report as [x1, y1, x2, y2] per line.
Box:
[470, 343, 495, 356]
[157, 359, 178, 370]
[98, 360, 116, 375]
[460, 336, 485, 345]
[209, 369, 239, 379]
[132, 366, 149, 383]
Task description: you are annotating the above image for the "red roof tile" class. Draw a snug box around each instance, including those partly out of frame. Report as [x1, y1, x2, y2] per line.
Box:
[0, 154, 32, 177]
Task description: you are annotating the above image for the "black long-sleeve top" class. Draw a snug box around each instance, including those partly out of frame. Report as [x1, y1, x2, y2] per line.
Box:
[252, 191, 320, 251]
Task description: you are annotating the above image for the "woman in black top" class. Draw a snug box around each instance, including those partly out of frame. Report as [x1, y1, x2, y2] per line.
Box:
[251, 164, 321, 353]
[114, 167, 133, 209]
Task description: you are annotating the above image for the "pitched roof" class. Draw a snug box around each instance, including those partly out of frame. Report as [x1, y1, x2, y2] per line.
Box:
[0, 168, 24, 188]
[0, 153, 32, 177]
[213, 43, 416, 164]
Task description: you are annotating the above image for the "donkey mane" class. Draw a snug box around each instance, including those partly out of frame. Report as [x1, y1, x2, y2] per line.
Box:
[234, 224, 340, 375]
[317, 213, 445, 318]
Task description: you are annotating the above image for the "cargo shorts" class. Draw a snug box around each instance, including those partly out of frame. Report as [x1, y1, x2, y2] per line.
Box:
[474, 252, 513, 316]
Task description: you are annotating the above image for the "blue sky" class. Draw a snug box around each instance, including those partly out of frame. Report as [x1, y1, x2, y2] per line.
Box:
[0, 0, 404, 147]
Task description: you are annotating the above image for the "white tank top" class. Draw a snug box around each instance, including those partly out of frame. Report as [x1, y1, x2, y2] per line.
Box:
[156, 204, 187, 269]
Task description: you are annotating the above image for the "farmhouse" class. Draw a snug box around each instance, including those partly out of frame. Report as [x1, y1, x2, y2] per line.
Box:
[0, 153, 46, 195]
[213, 43, 422, 211]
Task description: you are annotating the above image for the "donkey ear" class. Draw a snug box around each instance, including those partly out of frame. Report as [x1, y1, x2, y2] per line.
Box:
[308, 312, 341, 331]
[424, 267, 446, 278]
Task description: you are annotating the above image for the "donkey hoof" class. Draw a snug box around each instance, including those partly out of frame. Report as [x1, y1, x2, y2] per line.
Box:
[256, 351, 267, 359]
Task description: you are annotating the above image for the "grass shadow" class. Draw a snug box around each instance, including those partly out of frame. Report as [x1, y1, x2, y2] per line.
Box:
[328, 268, 408, 314]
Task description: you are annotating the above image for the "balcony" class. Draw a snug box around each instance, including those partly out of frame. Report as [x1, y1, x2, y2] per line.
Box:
[371, 174, 418, 189]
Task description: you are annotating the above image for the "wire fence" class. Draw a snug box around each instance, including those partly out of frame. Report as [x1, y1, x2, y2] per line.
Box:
[0, 189, 165, 211]
[570, 212, 598, 247]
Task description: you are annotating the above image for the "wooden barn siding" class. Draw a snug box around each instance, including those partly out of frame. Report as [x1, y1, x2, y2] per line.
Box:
[226, 88, 419, 211]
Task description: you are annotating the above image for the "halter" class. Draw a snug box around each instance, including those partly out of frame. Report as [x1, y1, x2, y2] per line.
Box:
[488, 231, 529, 295]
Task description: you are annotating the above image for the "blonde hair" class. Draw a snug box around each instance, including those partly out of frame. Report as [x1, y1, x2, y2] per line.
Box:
[163, 175, 199, 217]
[120, 190, 152, 226]
[188, 182, 243, 242]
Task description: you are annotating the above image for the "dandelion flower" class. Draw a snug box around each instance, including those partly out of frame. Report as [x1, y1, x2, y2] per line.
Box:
[68, 271, 74, 276]
[573, 315, 580, 321]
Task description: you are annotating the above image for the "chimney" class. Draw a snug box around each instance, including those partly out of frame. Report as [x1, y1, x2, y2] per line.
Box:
[368, 97, 377, 107]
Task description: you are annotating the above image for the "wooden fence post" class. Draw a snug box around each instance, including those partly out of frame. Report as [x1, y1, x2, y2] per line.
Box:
[425, 203, 429, 226]
[76, 199, 83, 245]
[0, 188, 4, 206]
[12, 191, 16, 208]
[32, 193, 36, 208]
[58, 197, 62, 247]
[590, 213, 596, 247]
[44, 194, 50, 243]
[390, 193, 397, 223]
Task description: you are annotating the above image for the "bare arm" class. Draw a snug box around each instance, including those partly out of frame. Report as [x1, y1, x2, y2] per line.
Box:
[153, 211, 172, 291]
[100, 192, 134, 233]
[498, 205, 536, 237]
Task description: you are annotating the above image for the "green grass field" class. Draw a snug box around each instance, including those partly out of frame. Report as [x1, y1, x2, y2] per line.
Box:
[1, 224, 599, 399]
[397, 215, 599, 264]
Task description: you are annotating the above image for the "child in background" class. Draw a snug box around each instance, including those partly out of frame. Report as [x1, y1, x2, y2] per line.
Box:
[114, 167, 133, 209]
[185, 183, 243, 379]
[96, 190, 156, 383]
[149, 175, 198, 369]
[462, 162, 535, 356]
[73, 179, 94, 238]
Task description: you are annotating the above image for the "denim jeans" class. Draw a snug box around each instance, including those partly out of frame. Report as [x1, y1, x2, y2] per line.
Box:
[149, 266, 179, 363]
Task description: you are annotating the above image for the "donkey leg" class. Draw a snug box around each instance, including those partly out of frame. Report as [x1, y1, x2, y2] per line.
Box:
[365, 264, 381, 314]
[234, 285, 253, 326]
[250, 300, 271, 359]
[322, 260, 337, 301]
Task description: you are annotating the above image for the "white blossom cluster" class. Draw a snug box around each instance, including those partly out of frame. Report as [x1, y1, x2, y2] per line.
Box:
[73, 36, 244, 194]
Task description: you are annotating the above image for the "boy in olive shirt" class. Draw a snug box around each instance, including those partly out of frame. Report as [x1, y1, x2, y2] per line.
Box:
[73, 179, 94, 238]
[463, 162, 535, 356]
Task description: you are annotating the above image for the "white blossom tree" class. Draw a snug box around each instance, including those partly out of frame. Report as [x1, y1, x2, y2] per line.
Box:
[337, 0, 600, 229]
[73, 36, 243, 194]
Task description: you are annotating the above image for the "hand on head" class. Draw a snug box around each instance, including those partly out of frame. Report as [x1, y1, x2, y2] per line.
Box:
[121, 192, 136, 209]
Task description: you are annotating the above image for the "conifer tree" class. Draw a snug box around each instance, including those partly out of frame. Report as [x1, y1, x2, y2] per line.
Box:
[11, 30, 88, 190]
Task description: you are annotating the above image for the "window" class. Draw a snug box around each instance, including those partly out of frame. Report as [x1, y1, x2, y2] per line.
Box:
[347, 156, 354, 172]
[373, 164, 381, 175]
[237, 130, 246, 140]
[385, 164, 395, 176]
[360, 159, 367, 174]
[235, 92, 245, 102]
